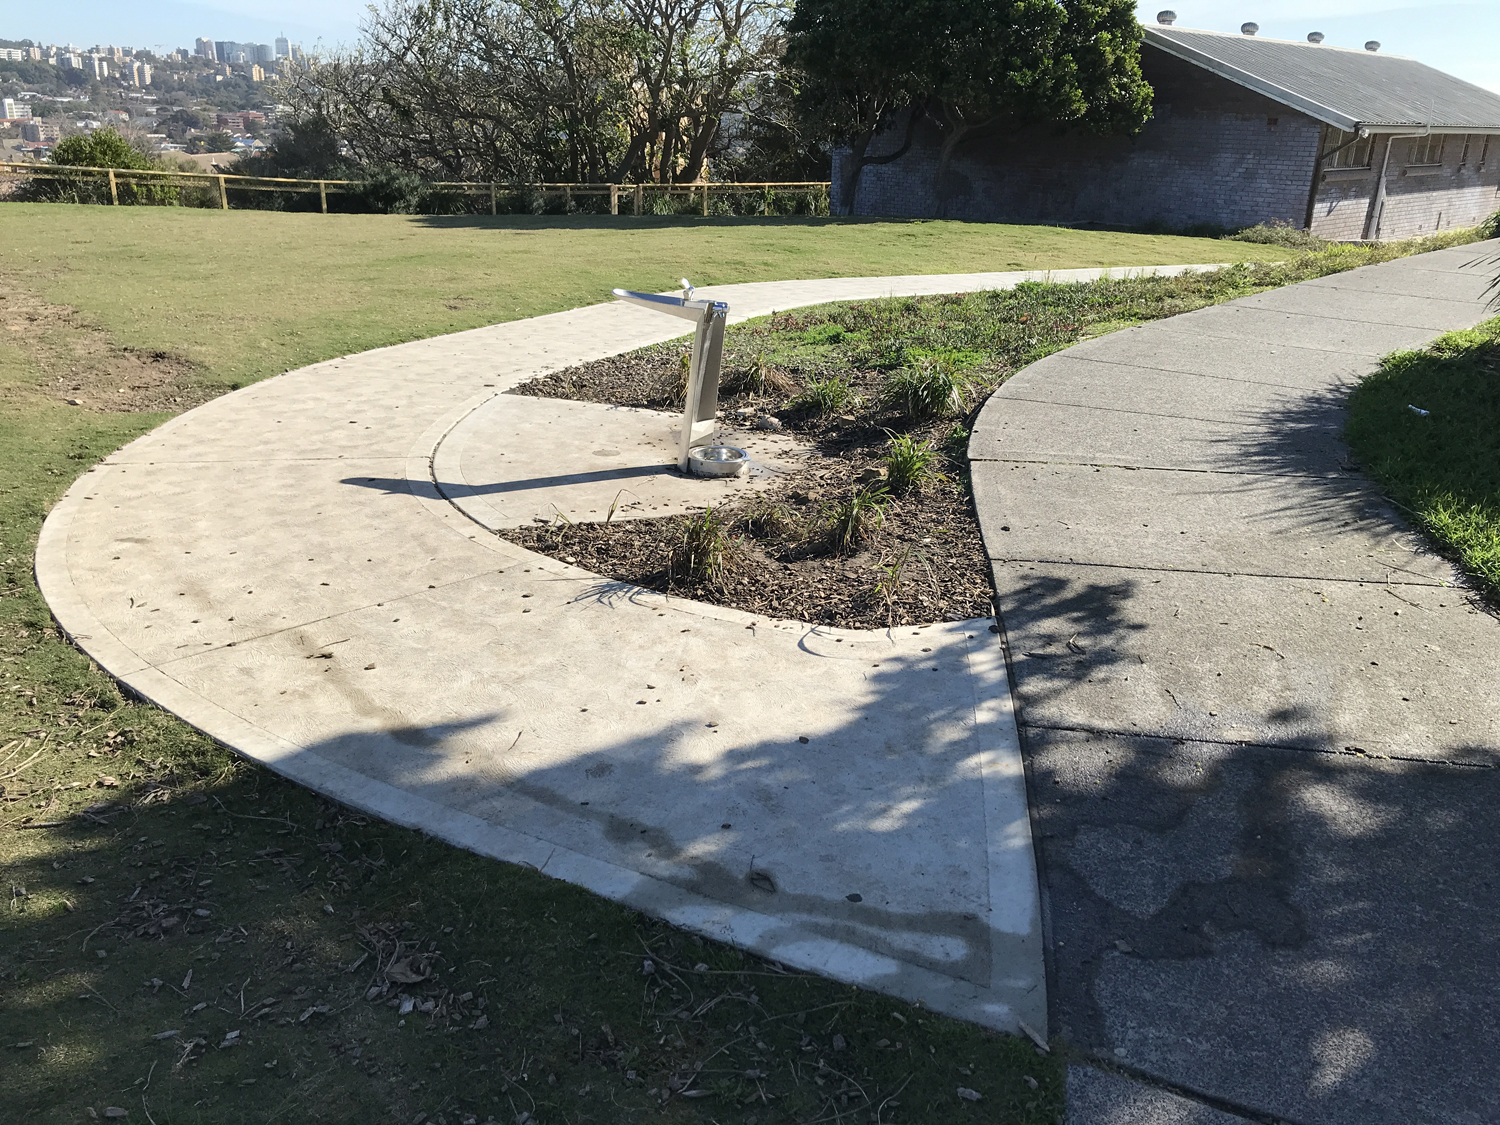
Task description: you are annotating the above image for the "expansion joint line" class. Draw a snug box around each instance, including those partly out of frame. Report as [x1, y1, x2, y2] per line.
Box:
[1074, 1056, 1315, 1125]
[1020, 721, 1496, 770]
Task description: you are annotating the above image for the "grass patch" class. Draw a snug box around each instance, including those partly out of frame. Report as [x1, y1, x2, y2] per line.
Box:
[1346, 317, 1500, 600]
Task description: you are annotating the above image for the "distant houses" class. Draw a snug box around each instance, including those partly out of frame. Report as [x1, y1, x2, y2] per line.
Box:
[837, 21, 1500, 240]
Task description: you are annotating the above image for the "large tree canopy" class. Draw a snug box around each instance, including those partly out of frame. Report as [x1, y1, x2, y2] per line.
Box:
[785, 0, 1152, 212]
[282, 0, 791, 184]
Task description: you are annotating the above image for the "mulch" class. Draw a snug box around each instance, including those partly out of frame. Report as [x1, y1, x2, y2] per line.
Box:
[504, 345, 999, 630]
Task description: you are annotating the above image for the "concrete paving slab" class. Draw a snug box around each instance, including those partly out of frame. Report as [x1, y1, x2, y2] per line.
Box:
[1299, 264, 1500, 305]
[1363, 240, 1500, 275]
[967, 397, 1350, 475]
[1035, 729, 1500, 1125]
[437, 395, 809, 529]
[1232, 282, 1491, 331]
[53, 458, 500, 668]
[1055, 324, 1375, 391]
[972, 462, 1451, 583]
[1160, 303, 1441, 356]
[995, 352, 1345, 429]
[1066, 1066, 1246, 1125]
[993, 560, 1500, 761]
[154, 574, 1037, 987]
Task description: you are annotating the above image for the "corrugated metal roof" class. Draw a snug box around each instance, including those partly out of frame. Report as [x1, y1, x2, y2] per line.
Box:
[1144, 26, 1500, 133]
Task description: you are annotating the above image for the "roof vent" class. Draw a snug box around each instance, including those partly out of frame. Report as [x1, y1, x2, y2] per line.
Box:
[1156, 10, 1176, 24]
[1241, 22, 1259, 35]
[1307, 32, 1324, 43]
[1365, 40, 1381, 52]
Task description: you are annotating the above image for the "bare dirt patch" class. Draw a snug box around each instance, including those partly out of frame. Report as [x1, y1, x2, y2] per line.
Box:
[0, 281, 211, 413]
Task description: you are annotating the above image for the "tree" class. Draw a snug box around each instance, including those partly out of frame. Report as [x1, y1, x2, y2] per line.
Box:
[786, 0, 1152, 214]
[280, 0, 790, 184]
[783, 0, 925, 214]
[186, 131, 237, 154]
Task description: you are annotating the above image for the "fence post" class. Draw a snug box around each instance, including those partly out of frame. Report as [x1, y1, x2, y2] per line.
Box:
[564, 184, 572, 212]
[610, 184, 618, 216]
[319, 181, 327, 214]
[107, 168, 119, 205]
[489, 182, 496, 216]
[634, 184, 642, 216]
[217, 175, 228, 210]
[702, 182, 709, 217]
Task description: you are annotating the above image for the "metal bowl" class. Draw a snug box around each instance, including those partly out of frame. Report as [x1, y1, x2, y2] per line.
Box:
[687, 445, 749, 478]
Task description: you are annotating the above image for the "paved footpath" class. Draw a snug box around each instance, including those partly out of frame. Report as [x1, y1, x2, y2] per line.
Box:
[36, 264, 1211, 1046]
[970, 241, 1500, 1123]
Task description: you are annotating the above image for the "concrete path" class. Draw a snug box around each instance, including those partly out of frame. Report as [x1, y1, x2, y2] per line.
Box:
[970, 242, 1500, 1123]
[36, 263, 1214, 1041]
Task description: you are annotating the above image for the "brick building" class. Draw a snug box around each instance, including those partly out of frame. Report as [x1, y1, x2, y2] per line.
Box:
[836, 23, 1500, 240]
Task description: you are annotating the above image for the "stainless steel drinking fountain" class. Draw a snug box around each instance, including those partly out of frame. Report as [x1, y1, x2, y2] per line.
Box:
[612, 279, 747, 476]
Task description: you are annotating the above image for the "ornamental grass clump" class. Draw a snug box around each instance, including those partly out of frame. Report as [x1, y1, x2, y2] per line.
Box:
[881, 433, 943, 495]
[725, 353, 798, 397]
[670, 504, 735, 584]
[790, 373, 861, 415]
[881, 357, 971, 422]
[824, 485, 888, 554]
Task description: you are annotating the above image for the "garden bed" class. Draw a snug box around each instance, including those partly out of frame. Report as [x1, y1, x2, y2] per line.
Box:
[508, 237, 1493, 628]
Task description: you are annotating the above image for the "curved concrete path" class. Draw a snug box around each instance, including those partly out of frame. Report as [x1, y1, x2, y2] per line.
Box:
[36, 264, 1214, 1039]
[970, 241, 1500, 1123]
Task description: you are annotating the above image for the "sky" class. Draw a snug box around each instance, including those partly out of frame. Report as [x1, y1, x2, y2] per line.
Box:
[7, 2, 1498, 94]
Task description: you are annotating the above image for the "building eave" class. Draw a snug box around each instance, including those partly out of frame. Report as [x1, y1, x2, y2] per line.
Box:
[1142, 27, 1500, 135]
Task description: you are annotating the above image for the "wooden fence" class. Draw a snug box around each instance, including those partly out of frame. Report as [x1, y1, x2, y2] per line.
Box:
[0, 161, 830, 216]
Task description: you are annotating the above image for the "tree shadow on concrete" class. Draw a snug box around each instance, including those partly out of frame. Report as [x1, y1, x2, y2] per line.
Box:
[985, 331, 1500, 1122]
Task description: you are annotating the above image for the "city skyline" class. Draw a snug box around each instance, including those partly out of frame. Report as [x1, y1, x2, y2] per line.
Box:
[3, 1, 1495, 91]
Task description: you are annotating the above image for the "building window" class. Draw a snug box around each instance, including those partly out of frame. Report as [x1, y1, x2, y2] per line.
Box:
[1481, 135, 1491, 170]
[1459, 135, 1473, 167]
[1408, 134, 1445, 166]
[1323, 128, 1373, 169]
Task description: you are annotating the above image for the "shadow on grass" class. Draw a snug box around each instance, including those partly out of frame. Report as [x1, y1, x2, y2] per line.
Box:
[3, 709, 1062, 1125]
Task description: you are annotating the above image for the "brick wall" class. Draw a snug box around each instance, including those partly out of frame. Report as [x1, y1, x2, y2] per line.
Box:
[1309, 135, 1500, 240]
[837, 49, 1323, 231]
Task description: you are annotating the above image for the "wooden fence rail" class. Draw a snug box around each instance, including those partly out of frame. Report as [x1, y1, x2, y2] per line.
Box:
[0, 162, 830, 216]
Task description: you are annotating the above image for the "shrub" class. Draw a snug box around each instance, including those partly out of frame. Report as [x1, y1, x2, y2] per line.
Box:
[882, 433, 943, 495]
[824, 485, 888, 553]
[1226, 220, 1328, 250]
[348, 167, 471, 215]
[21, 128, 179, 206]
[880, 357, 971, 422]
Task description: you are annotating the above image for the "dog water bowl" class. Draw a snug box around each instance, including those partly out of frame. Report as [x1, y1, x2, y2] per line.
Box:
[688, 445, 749, 478]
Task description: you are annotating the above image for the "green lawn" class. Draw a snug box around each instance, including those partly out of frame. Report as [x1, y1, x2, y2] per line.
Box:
[0, 203, 1487, 1125]
[0, 205, 1286, 392]
[1347, 317, 1500, 601]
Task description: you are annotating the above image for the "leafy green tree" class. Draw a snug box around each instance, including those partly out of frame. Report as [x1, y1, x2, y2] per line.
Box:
[786, 0, 1152, 214]
[186, 131, 237, 154]
[783, 0, 926, 214]
[39, 128, 179, 205]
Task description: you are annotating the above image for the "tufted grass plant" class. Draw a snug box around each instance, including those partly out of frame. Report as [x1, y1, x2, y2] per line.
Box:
[790, 372, 861, 415]
[669, 503, 737, 584]
[881, 356, 972, 422]
[882, 432, 945, 495]
[825, 485, 889, 553]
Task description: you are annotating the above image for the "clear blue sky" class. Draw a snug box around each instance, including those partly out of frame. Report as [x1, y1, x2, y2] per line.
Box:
[7, 1, 1496, 94]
